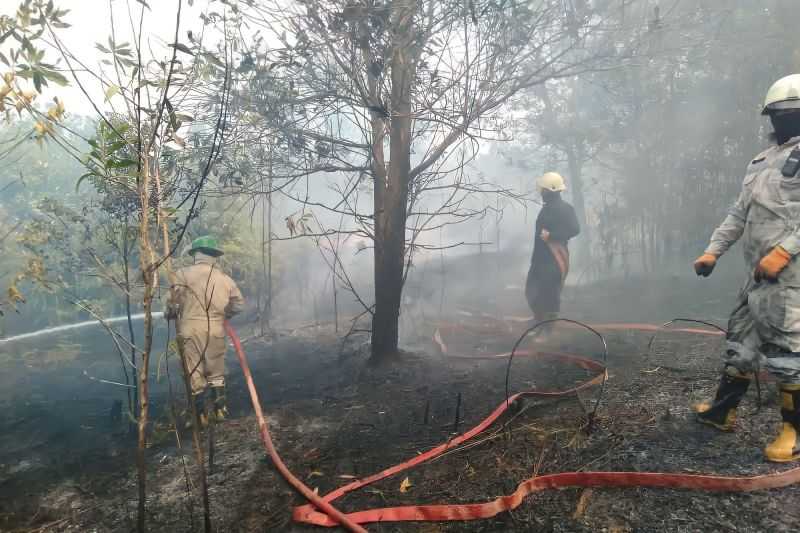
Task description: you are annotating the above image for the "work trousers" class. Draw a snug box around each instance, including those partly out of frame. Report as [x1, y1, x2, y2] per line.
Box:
[177, 319, 227, 394]
[724, 283, 800, 385]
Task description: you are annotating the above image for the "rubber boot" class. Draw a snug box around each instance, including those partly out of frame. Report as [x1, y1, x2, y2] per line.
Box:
[185, 390, 208, 429]
[533, 312, 558, 343]
[694, 369, 751, 431]
[212, 385, 228, 421]
[765, 385, 800, 462]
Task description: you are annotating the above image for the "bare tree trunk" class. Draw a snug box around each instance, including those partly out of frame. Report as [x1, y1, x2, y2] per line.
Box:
[332, 258, 339, 334]
[267, 168, 273, 330]
[566, 145, 590, 263]
[371, 0, 417, 360]
[122, 216, 137, 432]
[256, 200, 263, 334]
[155, 168, 213, 533]
[136, 160, 154, 533]
[260, 179, 267, 335]
[260, 144, 273, 335]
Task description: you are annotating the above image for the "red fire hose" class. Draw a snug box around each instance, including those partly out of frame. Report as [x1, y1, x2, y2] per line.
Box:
[228, 320, 800, 530]
[224, 321, 367, 533]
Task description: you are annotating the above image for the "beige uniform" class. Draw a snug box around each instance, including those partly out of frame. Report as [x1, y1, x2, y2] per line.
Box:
[168, 254, 245, 394]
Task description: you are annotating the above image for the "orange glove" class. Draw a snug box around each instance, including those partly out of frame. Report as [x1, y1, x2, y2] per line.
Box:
[754, 246, 792, 282]
[693, 253, 717, 277]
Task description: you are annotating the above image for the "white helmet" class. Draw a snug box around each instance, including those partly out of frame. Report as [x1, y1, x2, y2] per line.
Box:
[763, 74, 800, 115]
[537, 171, 566, 192]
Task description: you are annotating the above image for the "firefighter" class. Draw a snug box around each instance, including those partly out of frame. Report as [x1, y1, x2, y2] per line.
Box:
[167, 235, 245, 424]
[694, 74, 800, 462]
[525, 172, 580, 336]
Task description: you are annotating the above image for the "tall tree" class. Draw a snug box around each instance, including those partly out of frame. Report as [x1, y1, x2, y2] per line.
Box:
[239, 0, 623, 359]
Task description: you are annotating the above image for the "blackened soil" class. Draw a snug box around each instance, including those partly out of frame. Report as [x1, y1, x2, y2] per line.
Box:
[3, 313, 800, 533]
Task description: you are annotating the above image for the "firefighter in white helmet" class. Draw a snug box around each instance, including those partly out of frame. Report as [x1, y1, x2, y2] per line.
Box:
[525, 172, 580, 337]
[693, 74, 800, 462]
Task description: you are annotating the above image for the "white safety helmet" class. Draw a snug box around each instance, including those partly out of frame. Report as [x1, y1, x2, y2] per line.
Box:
[537, 171, 566, 192]
[763, 74, 800, 115]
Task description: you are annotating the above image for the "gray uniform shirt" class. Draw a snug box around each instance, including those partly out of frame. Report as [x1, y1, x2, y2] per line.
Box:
[706, 136, 800, 354]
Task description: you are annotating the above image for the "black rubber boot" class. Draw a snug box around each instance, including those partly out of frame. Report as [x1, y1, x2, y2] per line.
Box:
[532, 312, 558, 343]
[212, 385, 228, 421]
[694, 369, 751, 431]
[185, 390, 208, 429]
[765, 385, 800, 462]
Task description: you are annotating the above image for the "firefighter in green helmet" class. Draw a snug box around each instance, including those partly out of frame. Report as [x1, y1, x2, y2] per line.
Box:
[166, 236, 245, 425]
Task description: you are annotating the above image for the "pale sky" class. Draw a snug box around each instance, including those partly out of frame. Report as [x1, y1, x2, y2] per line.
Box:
[1, 0, 217, 116]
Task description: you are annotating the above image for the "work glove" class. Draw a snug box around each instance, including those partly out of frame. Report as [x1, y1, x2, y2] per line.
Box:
[754, 246, 792, 283]
[693, 253, 718, 277]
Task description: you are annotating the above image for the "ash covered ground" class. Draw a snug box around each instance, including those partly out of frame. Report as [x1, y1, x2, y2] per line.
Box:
[2, 272, 798, 532]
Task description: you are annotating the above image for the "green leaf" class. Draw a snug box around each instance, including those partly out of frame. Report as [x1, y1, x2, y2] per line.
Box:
[15, 67, 33, 79]
[165, 99, 178, 130]
[0, 29, 14, 46]
[106, 158, 137, 169]
[76, 172, 96, 192]
[105, 84, 120, 101]
[116, 57, 137, 68]
[44, 70, 68, 87]
[95, 43, 111, 54]
[202, 52, 225, 68]
[171, 43, 194, 56]
[106, 140, 126, 153]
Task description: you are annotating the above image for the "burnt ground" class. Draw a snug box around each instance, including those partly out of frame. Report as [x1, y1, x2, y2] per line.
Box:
[2, 275, 800, 532]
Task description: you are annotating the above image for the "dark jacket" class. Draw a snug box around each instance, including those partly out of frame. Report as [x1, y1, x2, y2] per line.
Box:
[526, 195, 580, 314]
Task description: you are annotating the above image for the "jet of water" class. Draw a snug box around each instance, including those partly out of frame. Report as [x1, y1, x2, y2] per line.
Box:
[0, 312, 165, 344]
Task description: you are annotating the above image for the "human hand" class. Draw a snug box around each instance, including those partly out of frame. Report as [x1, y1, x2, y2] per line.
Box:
[754, 246, 791, 283]
[693, 254, 717, 277]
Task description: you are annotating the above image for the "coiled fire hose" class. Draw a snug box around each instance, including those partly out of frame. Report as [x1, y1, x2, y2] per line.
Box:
[228, 319, 800, 530]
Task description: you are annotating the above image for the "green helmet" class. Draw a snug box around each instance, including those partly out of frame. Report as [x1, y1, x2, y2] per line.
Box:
[188, 235, 223, 257]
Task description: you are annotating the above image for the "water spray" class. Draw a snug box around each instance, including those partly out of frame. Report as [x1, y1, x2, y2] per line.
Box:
[0, 312, 164, 344]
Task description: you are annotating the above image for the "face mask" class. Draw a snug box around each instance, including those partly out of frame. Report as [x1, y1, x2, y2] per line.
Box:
[770, 112, 800, 145]
[541, 189, 559, 203]
[193, 251, 217, 263]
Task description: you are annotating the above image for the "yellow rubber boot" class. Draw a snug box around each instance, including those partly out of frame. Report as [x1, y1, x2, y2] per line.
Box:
[694, 370, 751, 432]
[765, 385, 800, 463]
